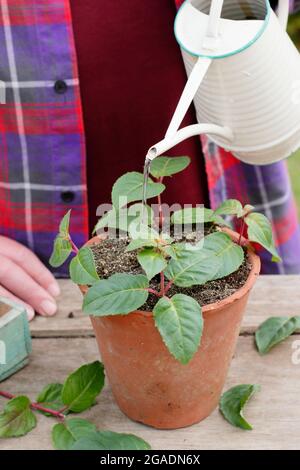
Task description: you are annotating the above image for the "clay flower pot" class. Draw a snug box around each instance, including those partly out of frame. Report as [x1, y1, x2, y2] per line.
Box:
[80, 231, 260, 430]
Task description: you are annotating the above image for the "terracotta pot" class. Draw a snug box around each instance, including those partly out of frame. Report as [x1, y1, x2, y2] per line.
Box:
[80, 231, 260, 430]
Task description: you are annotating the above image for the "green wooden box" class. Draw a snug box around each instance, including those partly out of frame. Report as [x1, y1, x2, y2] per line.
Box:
[0, 297, 32, 382]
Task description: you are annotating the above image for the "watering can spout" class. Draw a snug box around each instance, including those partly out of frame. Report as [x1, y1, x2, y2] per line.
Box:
[147, 124, 234, 161]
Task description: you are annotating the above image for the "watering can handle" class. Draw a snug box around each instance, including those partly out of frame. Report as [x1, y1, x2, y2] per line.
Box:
[165, 57, 212, 139]
[165, 0, 224, 140]
[277, 0, 289, 29]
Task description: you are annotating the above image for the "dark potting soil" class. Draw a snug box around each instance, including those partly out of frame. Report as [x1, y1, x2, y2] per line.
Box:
[90, 228, 252, 310]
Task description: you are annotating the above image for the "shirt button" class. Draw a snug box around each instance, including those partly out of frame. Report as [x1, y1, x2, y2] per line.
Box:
[61, 191, 75, 203]
[54, 80, 68, 94]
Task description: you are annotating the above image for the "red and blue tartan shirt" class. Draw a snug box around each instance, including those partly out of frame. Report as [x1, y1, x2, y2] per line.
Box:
[0, 0, 300, 276]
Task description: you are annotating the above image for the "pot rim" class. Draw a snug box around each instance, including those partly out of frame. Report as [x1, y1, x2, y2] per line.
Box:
[82, 228, 261, 316]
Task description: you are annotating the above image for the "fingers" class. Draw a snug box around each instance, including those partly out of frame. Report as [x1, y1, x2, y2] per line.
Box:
[0, 236, 60, 298]
[0, 286, 35, 321]
[0, 254, 57, 317]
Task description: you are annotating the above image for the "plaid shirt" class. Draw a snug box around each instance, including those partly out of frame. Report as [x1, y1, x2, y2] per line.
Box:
[0, 0, 300, 276]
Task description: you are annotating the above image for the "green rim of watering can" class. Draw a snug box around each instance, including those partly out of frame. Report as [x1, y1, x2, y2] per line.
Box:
[174, 0, 272, 59]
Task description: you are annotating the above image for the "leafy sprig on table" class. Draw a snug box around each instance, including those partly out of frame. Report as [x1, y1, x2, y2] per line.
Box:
[0, 361, 150, 450]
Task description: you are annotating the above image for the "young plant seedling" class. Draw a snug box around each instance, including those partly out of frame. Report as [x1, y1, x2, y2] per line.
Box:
[50, 156, 280, 366]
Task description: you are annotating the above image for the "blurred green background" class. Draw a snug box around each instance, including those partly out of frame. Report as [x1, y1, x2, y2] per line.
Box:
[287, 12, 300, 218]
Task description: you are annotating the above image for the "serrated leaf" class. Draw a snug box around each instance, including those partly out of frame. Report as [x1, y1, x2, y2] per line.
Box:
[153, 294, 203, 364]
[203, 232, 244, 280]
[137, 248, 167, 280]
[112, 172, 165, 209]
[150, 156, 190, 178]
[83, 274, 149, 315]
[49, 236, 72, 268]
[69, 247, 99, 285]
[219, 384, 260, 430]
[214, 199, 244, 218]
[255, 316, 300, 355]
[36, 383, 64, 416]
[245, 212, 282, 262]
[0, 396, 37, 438]
[52, 418, 97, 450]
[71, 430, 151, 450]
[61, 361, 105, 413]
[164, 245, 221, 287]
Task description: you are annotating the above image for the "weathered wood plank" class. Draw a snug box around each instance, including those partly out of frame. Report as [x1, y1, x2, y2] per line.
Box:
[29, 277, 300, 337]
[0, 335, 299, 450]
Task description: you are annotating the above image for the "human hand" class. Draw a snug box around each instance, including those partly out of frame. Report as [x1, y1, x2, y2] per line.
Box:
[0, 236, 60, 320]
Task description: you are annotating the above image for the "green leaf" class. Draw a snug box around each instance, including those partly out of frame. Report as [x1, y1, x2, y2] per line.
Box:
[150, 156, 190, 178]
[162, 244, 179, 259]
[83, 274, 149, 316]
[0, 396, 37, 438]
[203, 232, 244, 280]
[69, 247, 99, 285]
[245, 212, 282, 262]
[49, 236, 72, 268]
[49, 210, 73, 267]
[171, 207, 216, 225]
[126, 223, 172, 252]
[71, 430, 151, 450]
[171, 207, 229, 228]
[255, 316, 300, 355]
[52, 418, 97, 450]
[164, 245, 221, 287]
[93, 204, 154, 234]
[61, 361, 105, 413]
[137, 248, 167, 280]
[93, 207, 128, 233]
[153, 294, 203, 364]
[125, 238, 158, 252]
[128, 203, 154, 223]
[243, 204, 255, 216]
[36, 383, 64, 416]
[128, 221, 159, 241]
[214, 199, 244, 218]
[59, 210, 71, 236]
[112, 172, 165, 209]
[219, 384, 260, 430]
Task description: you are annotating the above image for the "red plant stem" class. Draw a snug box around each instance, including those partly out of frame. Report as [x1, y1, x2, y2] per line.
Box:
[0, 391, 65, 420]
[70, 237, 79, 254]
[160, 271, 165, 296]
[238, 217, 245, 246]
[147, 288, 161, 297]
[164, 280, 174, 295]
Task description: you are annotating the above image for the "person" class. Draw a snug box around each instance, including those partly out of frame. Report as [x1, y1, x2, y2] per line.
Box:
[0, 0, 299, 320]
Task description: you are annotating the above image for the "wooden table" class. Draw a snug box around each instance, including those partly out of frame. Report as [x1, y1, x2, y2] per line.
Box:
[1, 276, 300, 450]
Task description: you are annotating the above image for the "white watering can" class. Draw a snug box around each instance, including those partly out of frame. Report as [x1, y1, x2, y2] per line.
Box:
[147, 0, 300, 165]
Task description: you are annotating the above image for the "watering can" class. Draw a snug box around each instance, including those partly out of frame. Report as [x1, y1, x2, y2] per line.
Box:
[147, 0, 300, 165]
